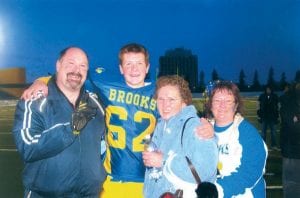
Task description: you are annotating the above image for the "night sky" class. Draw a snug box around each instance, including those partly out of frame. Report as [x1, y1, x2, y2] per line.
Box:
[0, 0, 299, 84]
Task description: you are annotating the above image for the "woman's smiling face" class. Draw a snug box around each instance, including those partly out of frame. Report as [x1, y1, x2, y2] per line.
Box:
[211, 89, 237, 126]
[156, 85, 186, 120]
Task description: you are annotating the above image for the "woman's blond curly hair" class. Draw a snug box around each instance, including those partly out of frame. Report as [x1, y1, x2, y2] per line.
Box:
[154, 75, 193, 105]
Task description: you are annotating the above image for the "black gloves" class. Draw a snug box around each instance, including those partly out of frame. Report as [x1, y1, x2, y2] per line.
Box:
[71, 94, 96, 135]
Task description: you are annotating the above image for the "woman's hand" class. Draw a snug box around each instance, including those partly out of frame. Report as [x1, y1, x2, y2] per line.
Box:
[142, 151, 163, 168]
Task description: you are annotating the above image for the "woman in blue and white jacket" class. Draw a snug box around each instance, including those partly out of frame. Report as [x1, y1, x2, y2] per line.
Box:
[204, 81, 268, 198]
[143, 75, 218, 198]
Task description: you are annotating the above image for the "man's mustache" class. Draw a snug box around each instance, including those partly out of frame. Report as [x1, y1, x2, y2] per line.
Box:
[67, 72, 82, 79]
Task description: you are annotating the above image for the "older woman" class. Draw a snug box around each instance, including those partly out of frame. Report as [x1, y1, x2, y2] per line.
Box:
[143, 75, 218, 198]
[205, 81, 268, 197]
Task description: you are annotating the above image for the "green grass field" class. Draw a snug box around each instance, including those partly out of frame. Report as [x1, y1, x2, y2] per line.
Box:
[0, 98, 283, 197]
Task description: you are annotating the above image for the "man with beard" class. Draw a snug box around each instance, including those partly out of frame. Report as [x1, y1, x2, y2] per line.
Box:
[12, 47, 107, 197]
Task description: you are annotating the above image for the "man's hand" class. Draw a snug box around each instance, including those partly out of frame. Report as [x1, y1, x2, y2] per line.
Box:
[21, 80, 48, 100]
[71, 97, 96, 135]
[195, 118, 214, 139]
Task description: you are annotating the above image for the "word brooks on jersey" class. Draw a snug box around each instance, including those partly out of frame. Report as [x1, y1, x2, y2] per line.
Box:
[108, 88, 156, 110]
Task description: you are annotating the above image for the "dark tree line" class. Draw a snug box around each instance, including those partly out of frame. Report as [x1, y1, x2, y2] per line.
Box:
[198, 67, 300, 92]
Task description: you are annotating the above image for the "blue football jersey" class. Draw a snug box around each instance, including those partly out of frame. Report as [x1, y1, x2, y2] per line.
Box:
[89, 69, 158, 182]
